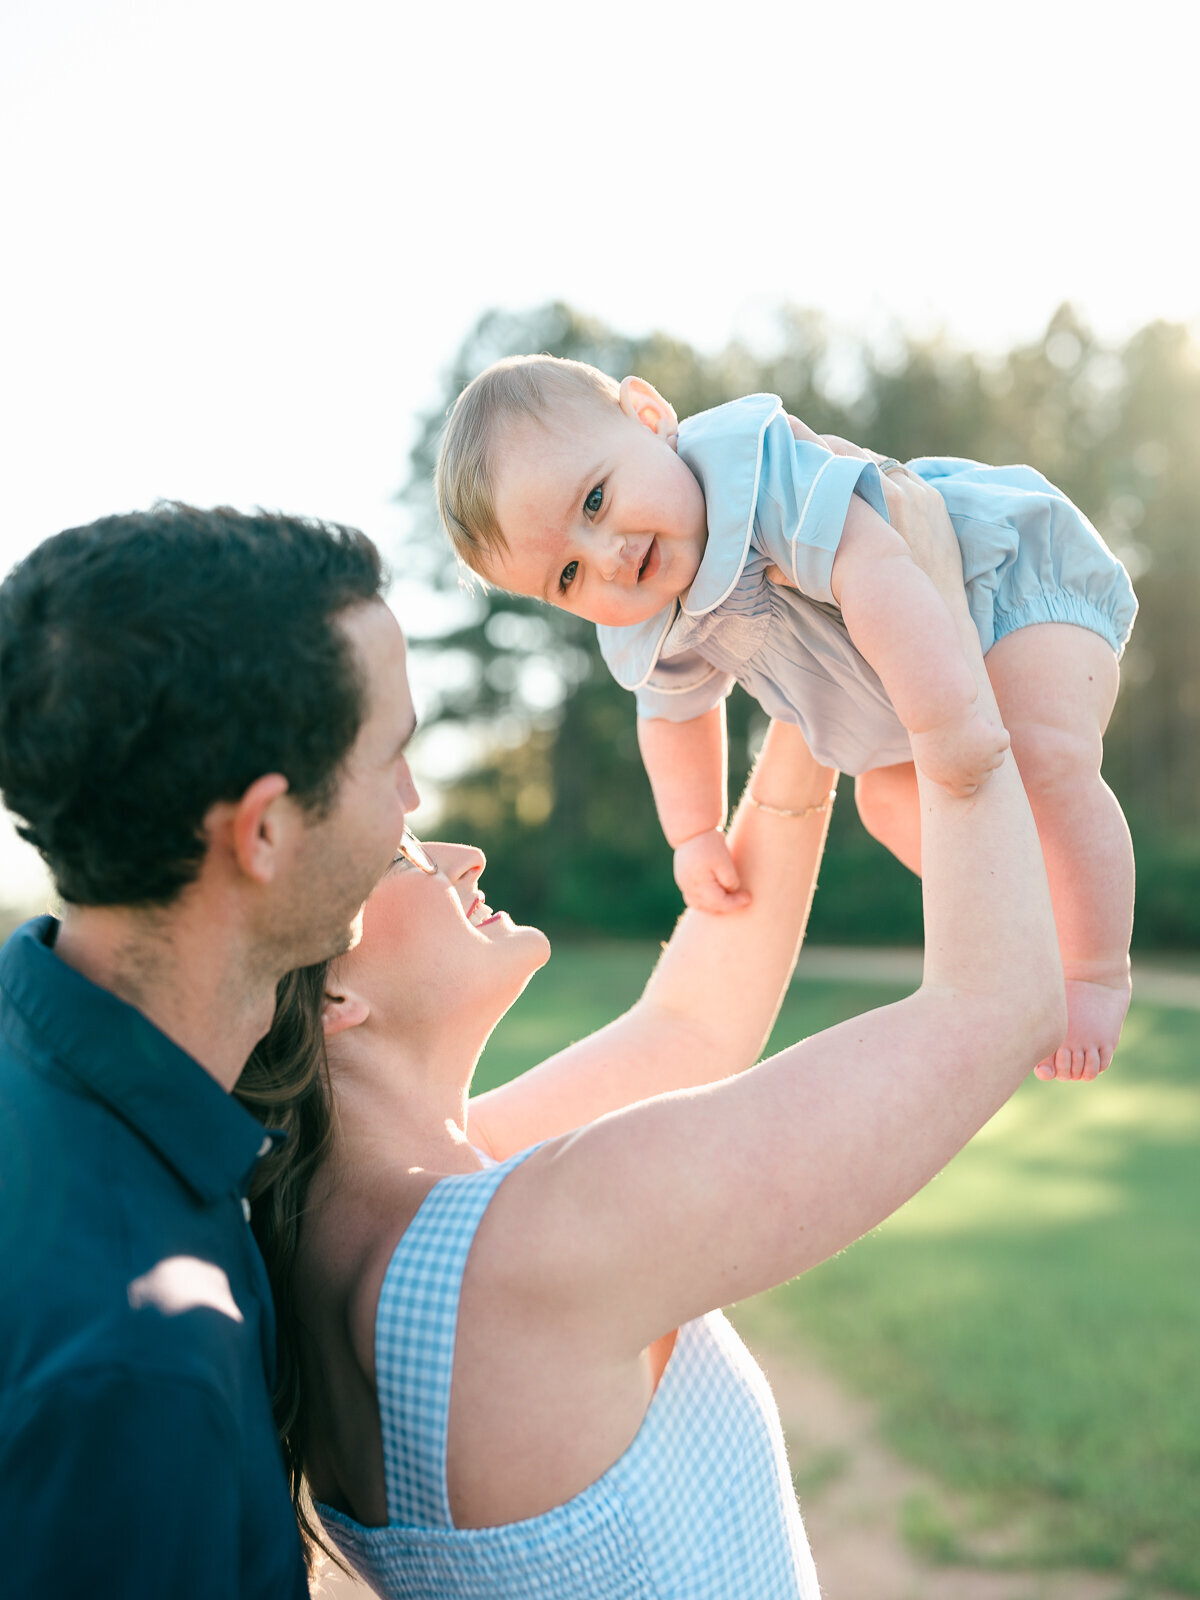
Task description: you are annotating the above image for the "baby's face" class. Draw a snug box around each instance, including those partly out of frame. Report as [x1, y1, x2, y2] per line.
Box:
[487, 398, 708, 628]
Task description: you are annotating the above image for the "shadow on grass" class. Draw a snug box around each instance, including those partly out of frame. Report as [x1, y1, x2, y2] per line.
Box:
[745, 1001, 1200, 1594]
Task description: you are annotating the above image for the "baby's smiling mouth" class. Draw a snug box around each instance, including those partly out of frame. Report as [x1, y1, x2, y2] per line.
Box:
[637, 542, 654, 581]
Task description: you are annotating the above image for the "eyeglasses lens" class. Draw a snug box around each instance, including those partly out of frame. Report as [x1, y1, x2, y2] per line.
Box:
[397, 830, 437, 875]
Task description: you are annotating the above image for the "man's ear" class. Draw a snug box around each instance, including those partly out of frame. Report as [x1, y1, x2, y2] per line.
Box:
[223, 773, 292, 884]
[618, 376, 679, 439]
[322, 988, 370, 1037]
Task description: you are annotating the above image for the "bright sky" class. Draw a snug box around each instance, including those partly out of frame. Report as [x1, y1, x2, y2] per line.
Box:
[1, 0, 1195, 909]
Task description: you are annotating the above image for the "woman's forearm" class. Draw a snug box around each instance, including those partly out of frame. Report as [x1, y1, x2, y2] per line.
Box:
[468, 724, 835, 1156]
[914, 621, 1059, 1011]
[636, 721, 836, 1064]
[519, 704, 1067, 1347]
[500, 454, 1068, 1346]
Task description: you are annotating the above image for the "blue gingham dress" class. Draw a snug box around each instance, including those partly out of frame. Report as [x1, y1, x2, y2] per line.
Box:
[316, 1147, 821, 1599]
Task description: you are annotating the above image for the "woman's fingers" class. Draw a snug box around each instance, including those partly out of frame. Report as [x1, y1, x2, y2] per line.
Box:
[782, 415, 962, 595]
[871, 465, 963, 596]
[784, 413, 824, 445]
[818, 432, 871, 459]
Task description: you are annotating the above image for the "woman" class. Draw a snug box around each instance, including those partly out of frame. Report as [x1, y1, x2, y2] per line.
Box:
[237, 461, 1065, 1598]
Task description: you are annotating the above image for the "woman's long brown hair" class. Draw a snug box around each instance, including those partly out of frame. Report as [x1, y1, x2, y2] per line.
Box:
[235, 960, 348, 1576]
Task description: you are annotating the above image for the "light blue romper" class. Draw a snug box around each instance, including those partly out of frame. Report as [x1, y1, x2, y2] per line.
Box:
[316, 1147, 821, 1599]
[598, 394, 1138, 774]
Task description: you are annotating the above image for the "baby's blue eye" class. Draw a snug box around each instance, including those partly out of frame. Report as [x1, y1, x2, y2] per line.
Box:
[559, 560, 579, 593]
[584, 485, 604, 516]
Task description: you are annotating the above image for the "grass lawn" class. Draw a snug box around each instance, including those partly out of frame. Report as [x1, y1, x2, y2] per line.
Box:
[476, 941, 1200, 1596]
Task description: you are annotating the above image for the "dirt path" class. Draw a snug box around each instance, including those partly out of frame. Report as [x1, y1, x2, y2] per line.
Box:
[749, 1329, 1192, 1600]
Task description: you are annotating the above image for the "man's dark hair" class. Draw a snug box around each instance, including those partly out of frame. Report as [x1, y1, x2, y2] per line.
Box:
[0, 502, 386, 906]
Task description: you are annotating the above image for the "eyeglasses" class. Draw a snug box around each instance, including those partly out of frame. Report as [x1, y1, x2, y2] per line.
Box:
[393, 827, 438, 876]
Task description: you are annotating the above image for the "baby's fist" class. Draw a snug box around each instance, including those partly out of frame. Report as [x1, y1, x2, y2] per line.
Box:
[910, 708, 1010, 797]
[673, 829, 751, 914]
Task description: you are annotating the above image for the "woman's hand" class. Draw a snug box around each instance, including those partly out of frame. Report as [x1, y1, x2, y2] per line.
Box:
[840, 441, 964, 603]
[786, 418, 966, 612]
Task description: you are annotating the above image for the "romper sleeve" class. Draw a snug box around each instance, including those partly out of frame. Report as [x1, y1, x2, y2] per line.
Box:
[751, 410, 891, 606]
[632, 649, 737, 723]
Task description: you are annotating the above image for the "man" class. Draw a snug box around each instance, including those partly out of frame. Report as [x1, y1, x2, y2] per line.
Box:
[0, 503, 418, 1596]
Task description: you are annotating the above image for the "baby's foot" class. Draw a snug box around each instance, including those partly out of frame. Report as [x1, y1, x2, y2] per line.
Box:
[1035, 970, 1132, 1082]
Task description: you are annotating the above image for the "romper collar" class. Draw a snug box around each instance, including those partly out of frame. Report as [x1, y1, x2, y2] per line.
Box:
[597, 394, 783, 690]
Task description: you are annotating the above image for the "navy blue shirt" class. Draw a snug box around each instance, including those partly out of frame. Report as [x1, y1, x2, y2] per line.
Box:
[0, 916, 309, 1598]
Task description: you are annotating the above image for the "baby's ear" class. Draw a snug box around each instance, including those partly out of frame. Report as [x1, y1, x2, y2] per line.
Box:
[619, 376, 679, 439]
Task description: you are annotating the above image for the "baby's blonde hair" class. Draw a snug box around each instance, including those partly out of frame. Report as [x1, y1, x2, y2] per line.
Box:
[435, 353, 620, 580]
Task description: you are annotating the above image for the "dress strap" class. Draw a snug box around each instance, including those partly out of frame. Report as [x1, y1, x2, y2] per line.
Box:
[375, 1145, 540, 1529]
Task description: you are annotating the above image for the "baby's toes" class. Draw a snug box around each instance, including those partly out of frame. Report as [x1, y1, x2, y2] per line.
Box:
[1054, 1044, 1086, 1081]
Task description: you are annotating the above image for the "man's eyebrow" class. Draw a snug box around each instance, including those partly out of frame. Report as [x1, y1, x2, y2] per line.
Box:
[393, 715, 418, 758]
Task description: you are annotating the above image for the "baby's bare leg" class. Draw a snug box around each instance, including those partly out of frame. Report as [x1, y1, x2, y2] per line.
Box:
[855, 762, 921, 875]
[986, 624, 1132, 1083]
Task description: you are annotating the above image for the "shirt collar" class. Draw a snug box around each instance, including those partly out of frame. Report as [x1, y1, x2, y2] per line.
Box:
[0, 916, 281, 1203]
[596, 394, 782, 690]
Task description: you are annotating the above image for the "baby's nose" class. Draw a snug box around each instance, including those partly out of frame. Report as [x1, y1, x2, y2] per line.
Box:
[598, 535, 634, 582]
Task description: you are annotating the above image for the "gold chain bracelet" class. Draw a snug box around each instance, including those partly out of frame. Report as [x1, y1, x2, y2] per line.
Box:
[746, 783, 838, 819]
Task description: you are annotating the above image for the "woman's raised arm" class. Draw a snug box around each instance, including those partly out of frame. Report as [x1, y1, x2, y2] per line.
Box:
[469, 720, 836, 1160]
[485, 520, 1067, 1356]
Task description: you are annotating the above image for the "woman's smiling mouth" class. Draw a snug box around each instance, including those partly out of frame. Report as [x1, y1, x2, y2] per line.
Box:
[467, 892, 504, 928]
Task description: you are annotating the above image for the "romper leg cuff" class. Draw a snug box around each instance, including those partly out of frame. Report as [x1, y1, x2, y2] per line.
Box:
[990, 591, 1131, 658]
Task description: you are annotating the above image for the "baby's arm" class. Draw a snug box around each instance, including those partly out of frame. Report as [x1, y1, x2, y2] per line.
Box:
[832, 496, 1010, 795]
[638, 706, 750, 913]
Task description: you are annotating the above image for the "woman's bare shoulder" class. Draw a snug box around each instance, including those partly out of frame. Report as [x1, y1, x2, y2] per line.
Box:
[300, 1163, 439, 1386]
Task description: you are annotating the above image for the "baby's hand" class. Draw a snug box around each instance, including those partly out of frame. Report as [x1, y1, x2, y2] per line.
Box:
[673, 829, 751, 914]
[909, 707, 1011, 797]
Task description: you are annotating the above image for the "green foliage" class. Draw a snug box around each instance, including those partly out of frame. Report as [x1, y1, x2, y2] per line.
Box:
[398, 301, 1200, 946]
[474, 938, 918, 1095]
[472, 938, 662, 1093]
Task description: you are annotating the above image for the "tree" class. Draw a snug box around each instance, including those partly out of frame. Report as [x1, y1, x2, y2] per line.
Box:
[394, 303, 1200, 946]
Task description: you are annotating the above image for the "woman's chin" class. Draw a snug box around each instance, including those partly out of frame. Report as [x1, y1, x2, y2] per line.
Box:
[510, 925, 553, 987]
[509, 922, 552, 974]
[478, 909, 550, 961]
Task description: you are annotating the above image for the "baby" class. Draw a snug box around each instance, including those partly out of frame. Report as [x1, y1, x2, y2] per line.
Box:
[436, 354, 1137, 1083]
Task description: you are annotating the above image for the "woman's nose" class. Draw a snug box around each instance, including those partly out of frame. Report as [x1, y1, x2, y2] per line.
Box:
[430, 841, 486, 881]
